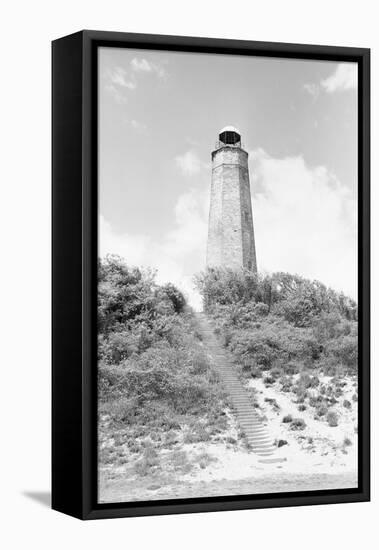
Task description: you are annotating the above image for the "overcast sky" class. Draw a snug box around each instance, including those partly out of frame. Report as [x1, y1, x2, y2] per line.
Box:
[98, 47, 358, 307]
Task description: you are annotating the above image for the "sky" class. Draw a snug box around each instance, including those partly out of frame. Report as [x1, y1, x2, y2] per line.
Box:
[98, 47, 358, 307]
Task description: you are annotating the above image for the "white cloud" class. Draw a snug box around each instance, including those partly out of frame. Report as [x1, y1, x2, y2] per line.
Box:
[131, 58, 152, 72]
[127, 119, 148, 134]
[131, 57, 166, 78]
[103, 58, 166, 104]
[303, 82, 320, 99]
[104, 84, 128, 104]
[103, 66, 136, 103]
[251, 149, 357, 299]
[175, 150, 207, 176]
[108, 66, 136, 89]
[304, 63, 358, 98]
[321, 63, 358, 93]
[99, 189, 208, 310]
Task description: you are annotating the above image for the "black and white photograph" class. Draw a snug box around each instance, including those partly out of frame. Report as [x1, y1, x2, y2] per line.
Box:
[97, 46, 360, 504]
[2, 0, 376, 542]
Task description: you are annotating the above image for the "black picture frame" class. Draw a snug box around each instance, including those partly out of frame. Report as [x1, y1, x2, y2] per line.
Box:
[52, 30, 370, 520]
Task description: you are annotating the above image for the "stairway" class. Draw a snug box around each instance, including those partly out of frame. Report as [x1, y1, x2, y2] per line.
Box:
[196, 312, 282, 461]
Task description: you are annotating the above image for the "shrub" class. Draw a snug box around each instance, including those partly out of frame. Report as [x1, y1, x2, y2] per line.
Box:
[254, 302, 270, 317]
[343, 437, 352, 447]
[290, 418, 306, 430]
[298, 404, 307, 412]
[196, 451, 216, 470]
[270, 366, 282, 379]
[283, 362, 301, 375]
[189, 350, 210, 375]
[250, 366, 262, 378]
[299, 372, 319, 389]
[98, 256, 230, 475]
[328, 334, 358, 373]
[295, 389, 308, 403]
[327, 411, 339, 427]
[315, 403, 328, 417]
[282, 414, 293, 423]
[321, 363, 339, 377]
[161, 283, 186, 313]
[343, 399, 351, 409]
[134, 446, 159, 476]
[281, 381, 293, 393]
[309, 394, 324, 407]
[265, 397, 281, 411]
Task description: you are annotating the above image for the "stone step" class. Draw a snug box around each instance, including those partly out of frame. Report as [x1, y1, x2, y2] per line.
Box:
[252, 452, 275, 457]
[258, 457, 287, 464]
[246, 433, 272, 440]
[247, 434, 272, 439]
[239, 422, 265, 429]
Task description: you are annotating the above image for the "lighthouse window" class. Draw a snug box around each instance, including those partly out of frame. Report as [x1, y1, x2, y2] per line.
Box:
[220, 131, 240, 145]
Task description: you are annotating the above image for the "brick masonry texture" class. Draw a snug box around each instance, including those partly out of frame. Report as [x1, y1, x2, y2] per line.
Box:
[206, 145, 257, 271]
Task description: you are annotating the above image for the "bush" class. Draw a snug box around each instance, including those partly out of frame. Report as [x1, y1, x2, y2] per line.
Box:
[343, 399, 351, 409]
[98, 256, 229, 474]
[328, 335, 358, 373]
[134, 446, 159, 476]
[283, 362, 301, 375]
[270, 366, 283, 379]
[295, 389, 308, 403]
[196, 451, 216, 470]
[315, 403, 328, 417]
[195, 269, 357, 383]
[290, 418, 306, 430]
[161, 283, 186, 313]
[281, 381, 293, 393]
[264, 397, 280, 411]
[250, 366, 262, 378]
[282, 414, 293, 423]
[189, 350, 210, 375]
[100, 396, 139, 423]
[327, 411, 339, 427]
[299, 372, 319, 389]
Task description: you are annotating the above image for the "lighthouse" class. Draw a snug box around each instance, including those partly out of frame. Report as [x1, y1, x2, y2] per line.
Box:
[206, 126, 257, 272]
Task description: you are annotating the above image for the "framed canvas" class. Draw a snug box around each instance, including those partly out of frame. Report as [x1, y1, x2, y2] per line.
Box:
[52, 30, 370, 520]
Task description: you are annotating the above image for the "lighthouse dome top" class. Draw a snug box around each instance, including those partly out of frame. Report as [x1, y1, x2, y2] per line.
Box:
[219, 126, 241, 146]
[219, 125, 240, 134]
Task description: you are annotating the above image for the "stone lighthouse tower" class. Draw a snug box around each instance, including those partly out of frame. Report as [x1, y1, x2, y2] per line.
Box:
[206, 126, 257, 272]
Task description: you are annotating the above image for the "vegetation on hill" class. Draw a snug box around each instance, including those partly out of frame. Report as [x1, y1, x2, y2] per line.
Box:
[98, 260, 358, 499]
[195, 268, 358, 426]
[98, 256, 228, 479]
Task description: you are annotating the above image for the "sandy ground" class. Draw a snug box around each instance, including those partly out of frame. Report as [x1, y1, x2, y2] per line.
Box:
[246, 375, 358, 475]
[99, 375, 358, 503]
[99, 470, 357, 503]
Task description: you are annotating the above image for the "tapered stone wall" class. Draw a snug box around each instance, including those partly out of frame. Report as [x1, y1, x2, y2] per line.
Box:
[206, 145, 257, 272]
